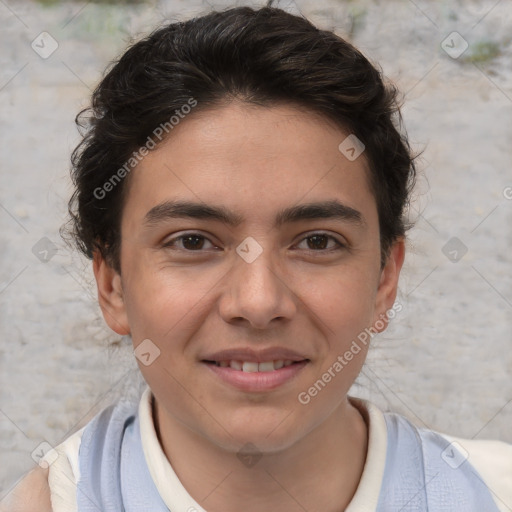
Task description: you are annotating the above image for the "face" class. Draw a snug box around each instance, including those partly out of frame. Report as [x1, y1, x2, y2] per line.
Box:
[94, 102, 404, 453]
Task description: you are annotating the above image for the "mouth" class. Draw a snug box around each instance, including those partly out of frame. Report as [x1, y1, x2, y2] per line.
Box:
[203, 359, 307, 372]
[202, 358, 310, 392]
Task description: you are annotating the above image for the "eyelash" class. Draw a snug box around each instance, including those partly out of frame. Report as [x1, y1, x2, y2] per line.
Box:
[162, 232, 346, 253]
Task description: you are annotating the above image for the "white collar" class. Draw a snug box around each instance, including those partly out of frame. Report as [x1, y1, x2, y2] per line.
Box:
[138, 386, 388, 512]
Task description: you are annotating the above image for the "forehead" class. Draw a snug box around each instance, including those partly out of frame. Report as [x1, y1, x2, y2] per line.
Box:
[121, 102, 376, 228]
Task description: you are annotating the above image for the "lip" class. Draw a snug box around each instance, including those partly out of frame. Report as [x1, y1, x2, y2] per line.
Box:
[204, 360, 309, 392]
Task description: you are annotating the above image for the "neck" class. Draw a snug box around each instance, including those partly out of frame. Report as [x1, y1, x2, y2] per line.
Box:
[153, 397, 368, 512]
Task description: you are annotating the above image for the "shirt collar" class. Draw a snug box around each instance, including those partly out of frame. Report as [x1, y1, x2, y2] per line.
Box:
[138, 386, 388, 512]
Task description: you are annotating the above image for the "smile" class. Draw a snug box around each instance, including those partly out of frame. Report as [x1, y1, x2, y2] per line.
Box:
[206, 360, 298, 372]
[203, 359, 310, 392]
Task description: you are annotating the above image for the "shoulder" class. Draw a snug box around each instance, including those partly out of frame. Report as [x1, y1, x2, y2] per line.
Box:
[443, 433, 512, 472]
[0, 466, 52, 512]
[440, 434, 512, 512]
[1, 427, 86, 512]
[381, 410, 512, 511]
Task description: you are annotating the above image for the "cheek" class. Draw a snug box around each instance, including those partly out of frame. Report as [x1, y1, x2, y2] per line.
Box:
[121, 262, 221, 344]
[302, 268, 379, 338]
[297, 269, 378, 397]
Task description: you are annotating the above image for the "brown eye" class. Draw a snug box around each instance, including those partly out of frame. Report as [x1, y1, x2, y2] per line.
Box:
[307, 234, 329, 250]
[181, 235, 206, 250]
[163, 233, 217, 251]
[296, 233, 345, 252]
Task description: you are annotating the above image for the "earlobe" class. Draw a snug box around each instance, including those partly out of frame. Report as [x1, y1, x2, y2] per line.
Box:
[373, 238, 405, 332]
[92, 251, 130, 336]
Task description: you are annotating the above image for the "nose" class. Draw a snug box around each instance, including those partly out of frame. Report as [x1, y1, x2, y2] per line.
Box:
[218, 243, 297, 330]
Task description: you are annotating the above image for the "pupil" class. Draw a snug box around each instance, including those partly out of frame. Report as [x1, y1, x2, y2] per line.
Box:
[308, 235, 327, 250]
[183, 235, 203, 250]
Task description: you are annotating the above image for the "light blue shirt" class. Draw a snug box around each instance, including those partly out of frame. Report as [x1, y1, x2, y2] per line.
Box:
[76, 396, 500, 511]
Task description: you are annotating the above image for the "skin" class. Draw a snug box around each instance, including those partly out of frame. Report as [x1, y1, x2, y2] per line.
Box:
[0, 467, 51, 512]
[94, 101, 405, 512]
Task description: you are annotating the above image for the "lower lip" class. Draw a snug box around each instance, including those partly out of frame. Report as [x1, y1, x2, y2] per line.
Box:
[204, 361, 309, 392]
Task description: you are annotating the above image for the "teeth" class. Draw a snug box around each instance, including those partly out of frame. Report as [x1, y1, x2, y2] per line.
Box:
[258, 361, 275, 372]
[213, 359, 300, 371]
[230, 360, 243, 371]
[242, 361, 259, 373]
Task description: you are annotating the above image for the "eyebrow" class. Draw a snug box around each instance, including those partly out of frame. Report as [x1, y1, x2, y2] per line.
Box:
[143, 199, 364, 229]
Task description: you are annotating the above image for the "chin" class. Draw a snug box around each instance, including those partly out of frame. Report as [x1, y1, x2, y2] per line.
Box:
[203, 407, 308, 454]
[211, 429, 302, 456]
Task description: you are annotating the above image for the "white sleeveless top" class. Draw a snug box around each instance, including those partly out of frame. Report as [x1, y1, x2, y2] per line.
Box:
[43, 386, 512, 512]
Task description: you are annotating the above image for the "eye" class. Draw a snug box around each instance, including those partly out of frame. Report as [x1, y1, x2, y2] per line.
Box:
[162, 233, 219, 251]
[295, 232, 345, 252]
[162, 232, 345, 253]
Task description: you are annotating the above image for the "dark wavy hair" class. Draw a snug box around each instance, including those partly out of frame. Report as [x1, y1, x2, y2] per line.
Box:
[64, 4, 416, 273]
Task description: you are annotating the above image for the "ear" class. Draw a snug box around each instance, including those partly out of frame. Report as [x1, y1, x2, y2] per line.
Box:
[373, 238, 405, 333]
[92, 251, 130, 336]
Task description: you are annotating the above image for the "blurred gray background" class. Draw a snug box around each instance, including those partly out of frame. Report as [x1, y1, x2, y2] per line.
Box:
[1, 0, 511, 496]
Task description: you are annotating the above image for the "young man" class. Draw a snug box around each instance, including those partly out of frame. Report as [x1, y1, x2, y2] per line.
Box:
[3, 4, 511, 512]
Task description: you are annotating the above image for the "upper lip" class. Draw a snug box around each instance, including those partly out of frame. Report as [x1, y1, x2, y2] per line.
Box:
[201, 347, 309, 363]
